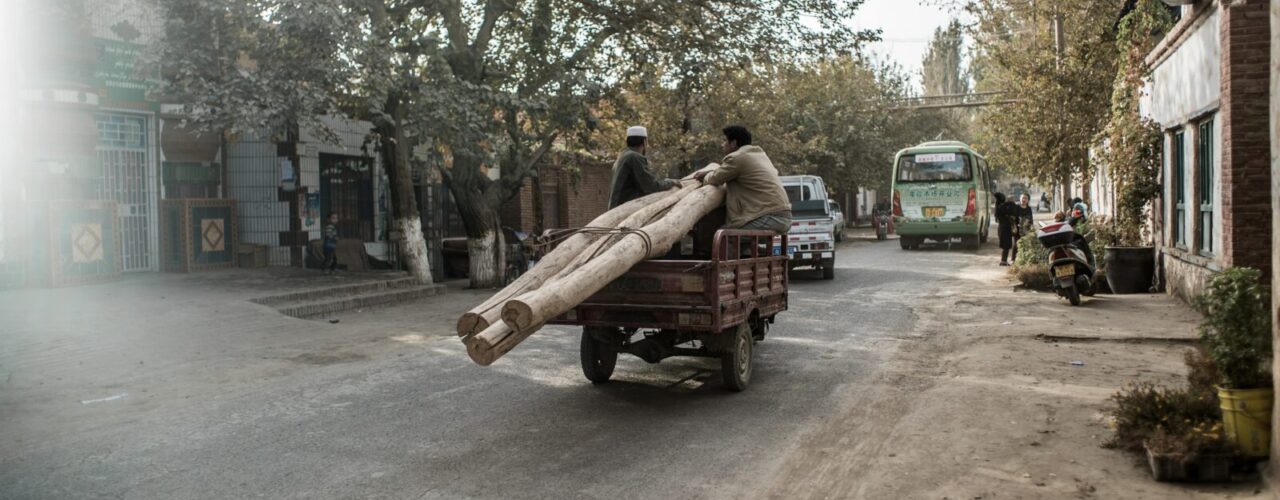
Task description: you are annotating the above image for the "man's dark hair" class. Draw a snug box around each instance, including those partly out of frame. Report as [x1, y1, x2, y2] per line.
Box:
[626, 136, 646, 148]
[722, 125, 751, 148]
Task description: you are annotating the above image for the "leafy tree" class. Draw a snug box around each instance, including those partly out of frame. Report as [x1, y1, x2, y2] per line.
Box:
[158, 0, 878, 288]
[602, 54, 957, 220]
[1099, 0, 1171, 246]
[919, 19, 974, 145]
[922, 20, 969, 97]
[962, 0, 1119, 202]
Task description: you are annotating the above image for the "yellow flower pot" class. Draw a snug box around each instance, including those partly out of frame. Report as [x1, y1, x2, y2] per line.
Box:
[1217, 387, 1273, 458]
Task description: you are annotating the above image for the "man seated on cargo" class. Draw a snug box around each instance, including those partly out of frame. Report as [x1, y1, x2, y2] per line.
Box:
[609, 126, 679, 209]
[693, 125, 792, 236]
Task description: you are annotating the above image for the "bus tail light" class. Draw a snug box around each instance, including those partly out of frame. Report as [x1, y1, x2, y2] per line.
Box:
[892, 190, 903, 216]
[964, 188, 977, 217]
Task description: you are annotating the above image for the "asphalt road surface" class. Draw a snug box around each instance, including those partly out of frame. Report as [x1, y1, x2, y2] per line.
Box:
[1, 236, 991, 499]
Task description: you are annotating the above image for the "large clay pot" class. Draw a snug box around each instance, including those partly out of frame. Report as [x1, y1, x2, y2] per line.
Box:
[1104, 246, 1155, 294]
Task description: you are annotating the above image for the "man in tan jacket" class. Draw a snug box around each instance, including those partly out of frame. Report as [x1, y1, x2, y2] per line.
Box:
[693, 125, 792, 234]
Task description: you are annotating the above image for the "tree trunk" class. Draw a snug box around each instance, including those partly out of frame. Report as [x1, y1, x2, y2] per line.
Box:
[468, 227, 504, 289]
[377, 93, 432, 284]
[449, 167, 506, 289]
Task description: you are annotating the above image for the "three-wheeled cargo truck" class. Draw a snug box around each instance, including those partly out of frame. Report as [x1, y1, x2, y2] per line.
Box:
[547, 208, 789, 391]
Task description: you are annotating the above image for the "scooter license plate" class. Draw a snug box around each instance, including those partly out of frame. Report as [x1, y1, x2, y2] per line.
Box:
[1054, 264, 1075, 278]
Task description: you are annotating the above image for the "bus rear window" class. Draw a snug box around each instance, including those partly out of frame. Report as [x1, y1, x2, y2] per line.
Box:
[896, 153, 972, 182]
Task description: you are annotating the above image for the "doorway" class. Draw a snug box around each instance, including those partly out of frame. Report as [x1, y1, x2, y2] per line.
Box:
[319, 154, 374, 241]
[96, 113, 156, 272]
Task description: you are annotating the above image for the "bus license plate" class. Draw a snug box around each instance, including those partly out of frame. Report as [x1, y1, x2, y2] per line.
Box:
[1054, 264, 1075, 278]
[923, 207, 945, 218]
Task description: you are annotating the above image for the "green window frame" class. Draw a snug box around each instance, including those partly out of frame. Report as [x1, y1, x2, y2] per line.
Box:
[1197, 118, 1214, 255]
[1172, 130, 1186, 248]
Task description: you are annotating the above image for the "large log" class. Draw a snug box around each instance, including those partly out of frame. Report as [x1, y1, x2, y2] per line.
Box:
[463, 320, 545, 366]
[463, 181, 703, 365]
[501, 184, 726, 333]
[455, 188, 677, 337]
[554, 180, 701, 275]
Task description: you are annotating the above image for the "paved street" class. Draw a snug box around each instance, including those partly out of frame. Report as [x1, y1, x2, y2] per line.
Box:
[0, 234, 1260, 499]
[0, 233, 968, 499]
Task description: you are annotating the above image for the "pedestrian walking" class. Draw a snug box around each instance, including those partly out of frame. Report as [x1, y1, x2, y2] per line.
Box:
[995, 192, 1018, 266]
[322, 213, 339, 273]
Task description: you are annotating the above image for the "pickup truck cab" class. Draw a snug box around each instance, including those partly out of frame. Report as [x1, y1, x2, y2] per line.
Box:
[780, 175, 836, 280]
[828, 201, 845, 242]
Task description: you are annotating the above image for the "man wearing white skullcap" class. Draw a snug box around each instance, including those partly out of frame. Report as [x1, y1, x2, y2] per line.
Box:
[609, 125, 678, 208]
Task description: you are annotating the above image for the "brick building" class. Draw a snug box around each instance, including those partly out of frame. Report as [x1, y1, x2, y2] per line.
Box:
[1269, 0, 1279, 475]
[501, 153, 613, 234]
[1140, 0, 1273, 302]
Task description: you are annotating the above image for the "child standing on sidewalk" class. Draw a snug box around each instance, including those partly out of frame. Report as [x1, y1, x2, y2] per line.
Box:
[322, 213, 339, 273]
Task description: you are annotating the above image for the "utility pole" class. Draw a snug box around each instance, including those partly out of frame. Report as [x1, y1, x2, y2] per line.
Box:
[1053, 11, 1071, 210]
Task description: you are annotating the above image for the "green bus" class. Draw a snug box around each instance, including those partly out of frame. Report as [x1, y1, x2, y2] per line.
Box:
[890, 141, 993, 250]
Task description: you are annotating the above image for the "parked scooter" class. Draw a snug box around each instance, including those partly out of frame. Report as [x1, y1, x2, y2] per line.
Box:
[1036, 219, 1095, 306]
[873, 209, 891, 241]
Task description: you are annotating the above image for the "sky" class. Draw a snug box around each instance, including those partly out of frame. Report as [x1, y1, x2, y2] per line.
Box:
[848, 0, 967, 91]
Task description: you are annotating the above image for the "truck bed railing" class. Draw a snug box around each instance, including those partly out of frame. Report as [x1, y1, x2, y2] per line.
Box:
[711, 229, 787, 261]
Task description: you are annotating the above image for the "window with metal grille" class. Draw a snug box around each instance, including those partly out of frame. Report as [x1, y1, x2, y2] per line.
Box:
[1197, 118, 1214, 255]
[1172, 130, 1186, 249]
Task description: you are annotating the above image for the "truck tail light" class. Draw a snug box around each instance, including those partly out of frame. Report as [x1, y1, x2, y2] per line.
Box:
[964, 188, 977, 217]
[892, 190, 903, 216]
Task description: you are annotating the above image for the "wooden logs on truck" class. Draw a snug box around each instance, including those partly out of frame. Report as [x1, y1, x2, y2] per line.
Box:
[457, 166, 725, 366]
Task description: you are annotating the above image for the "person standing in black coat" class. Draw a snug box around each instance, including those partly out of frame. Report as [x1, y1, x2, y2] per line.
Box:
[995, 192, 1019, 266]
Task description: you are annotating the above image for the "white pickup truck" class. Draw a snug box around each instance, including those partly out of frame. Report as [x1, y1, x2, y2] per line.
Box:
[780, 175, 837, 280]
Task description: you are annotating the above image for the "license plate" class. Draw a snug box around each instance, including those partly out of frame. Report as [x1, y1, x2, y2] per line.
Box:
[923, 207, 945, 218]
[1054, 264, 1075, 278]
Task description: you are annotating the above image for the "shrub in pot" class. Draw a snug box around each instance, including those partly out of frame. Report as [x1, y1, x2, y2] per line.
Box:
[1195, 267, 1273, 457]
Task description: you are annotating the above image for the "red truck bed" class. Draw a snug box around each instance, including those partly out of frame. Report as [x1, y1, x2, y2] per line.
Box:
[548, 229, 788, 334]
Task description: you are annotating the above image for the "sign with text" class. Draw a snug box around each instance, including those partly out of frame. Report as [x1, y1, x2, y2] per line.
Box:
[914, 153, 957, 163]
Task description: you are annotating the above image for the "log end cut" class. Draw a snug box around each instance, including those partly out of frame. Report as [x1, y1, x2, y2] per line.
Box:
[464, 336, 498, 366]
[456, 313, 490, 338]
[501, 300, 537, 333]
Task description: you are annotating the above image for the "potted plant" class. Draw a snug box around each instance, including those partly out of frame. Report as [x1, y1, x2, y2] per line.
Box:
[1195, 267, 1274, 458]
[1145, 424, 1235, 482]
[1098, 2, 1168, 293]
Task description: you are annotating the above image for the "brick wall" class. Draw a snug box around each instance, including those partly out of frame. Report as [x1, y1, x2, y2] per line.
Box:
[500, 153, 613, 234]
[1269, 0, 1279, 478]
[556, 158, 612, 229]
[1220, 0, 1273, 277]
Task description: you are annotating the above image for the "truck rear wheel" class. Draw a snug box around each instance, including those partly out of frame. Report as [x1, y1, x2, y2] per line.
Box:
[899, 237, 913, 250]
[822, 259, 835, 280]
[721, 323, 753, 392]
[580, 327, 618, 384]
